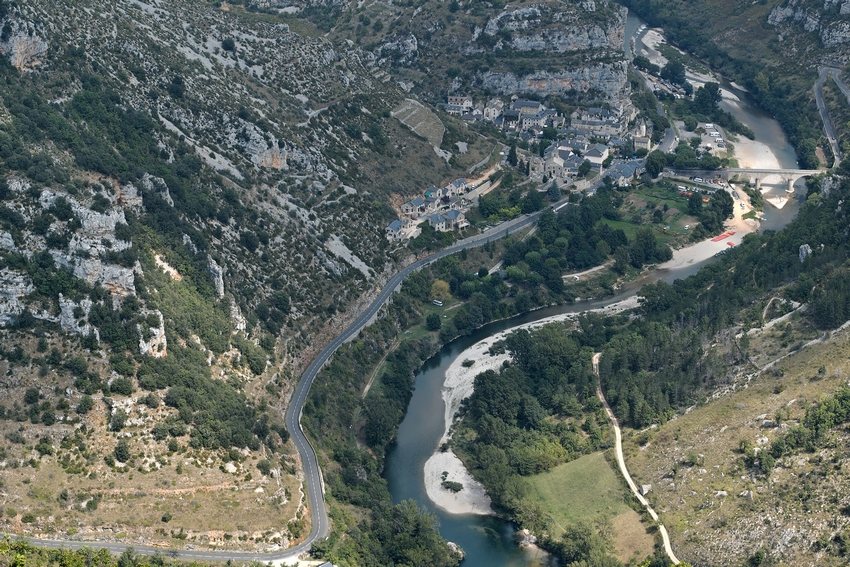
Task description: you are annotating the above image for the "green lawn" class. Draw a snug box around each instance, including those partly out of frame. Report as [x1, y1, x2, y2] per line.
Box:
[523, 451, 630, 536]
[634, 183, 690, 211]
[523, 451, 655, 561]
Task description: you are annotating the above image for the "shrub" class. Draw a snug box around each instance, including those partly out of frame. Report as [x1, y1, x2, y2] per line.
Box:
[256, 459, 272, 476]
[109, 409, 127, 431]
[114, 439, 131, 463]
[110, 377, 134, 396]
[76, 395, 95, 415]
[426, 313, 441, 331]
[24, 388, 40, 405]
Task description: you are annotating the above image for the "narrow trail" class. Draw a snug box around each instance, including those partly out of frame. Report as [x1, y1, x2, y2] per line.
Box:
[592, 353, 681, 565]
[361, 339, 399, 398]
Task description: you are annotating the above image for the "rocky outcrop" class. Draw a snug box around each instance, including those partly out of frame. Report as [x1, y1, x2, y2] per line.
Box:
[59, 294, 98, 340]
[478, 62, 628, 100]
[482, 3, 624, 53]
[0, 231, 15, 252]
[39, 190, 137, 297]
[768, 0, 850, 52]
[821, 20, 850, 46]
[208, 257, 225, 298]
[140, 174, 173, 207]
[138, 309, 167, 358]
[0, 269, 34, 326]
[0, 16, 48, 71]
[230, 300, 247, 333]
[376, 33, 419, 65]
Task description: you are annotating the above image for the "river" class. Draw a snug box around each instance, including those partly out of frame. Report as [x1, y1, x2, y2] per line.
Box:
[386, 10, 806, 566]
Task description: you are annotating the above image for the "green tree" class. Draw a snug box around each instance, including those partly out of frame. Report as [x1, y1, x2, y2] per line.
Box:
[114, 439, 131, 463]
[76, 395, 94, 414]
[578, 159, 592, 177]
[507, 143, 518, 167]
[688, 192, 703, 215]
[426, 313, 442, 331]
[430, 279, 451, 302]
[661, 60, 687, 85]
[694, 82, 722, 114]
[645, 150, 667, 177]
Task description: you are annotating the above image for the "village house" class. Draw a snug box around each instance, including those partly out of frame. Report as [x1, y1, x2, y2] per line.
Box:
[386, 219, 404, 240]
[634, 135, 652, 152]
[447, 178, 468, 195]
[570, 106, 623, 137]
[532, 144, 585, 181]
[584, 143, 610, 166]
[520, 108, 563, 131]
[401, 196, 426, 217]
[427, 210, 469, 232]
[445, 209, 469, 230]
[483, 98, 504, 121]
[605, 161, 645, 187]
[445, 95, 473, 116]
[385, 217, 419, 241]
[447, 95, 473, 110]
[427, 213, 449, 232]
[511, 99, 544, 116]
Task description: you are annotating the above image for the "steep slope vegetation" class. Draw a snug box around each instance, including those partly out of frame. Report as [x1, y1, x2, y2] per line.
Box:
[0, 0, 490, 551]
[244, 0, 632, 108]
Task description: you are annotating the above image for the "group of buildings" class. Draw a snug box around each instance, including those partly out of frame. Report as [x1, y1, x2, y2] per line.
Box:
[445, 96, 565, 135]
[445, 94, 652, 187]
[386, 178, 471, 241]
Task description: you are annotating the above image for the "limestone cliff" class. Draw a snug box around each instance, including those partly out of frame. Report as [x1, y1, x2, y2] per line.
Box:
[768, 0, 850, 61]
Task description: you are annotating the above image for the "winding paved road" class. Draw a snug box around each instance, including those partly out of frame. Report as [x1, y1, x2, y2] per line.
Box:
[815, 66, 843, 165]
[6, 199, 570, 563]
[593, 353, 681, 565]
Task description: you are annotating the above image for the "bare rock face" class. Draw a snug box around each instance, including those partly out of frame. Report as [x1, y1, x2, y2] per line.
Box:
[59, 294, 98, 340]
[230, 300, 247, 333]
[821, 20, 850, 46]
[478, 62, 629, 100]
[768, 0, 850, 55]
[0, 17, 48, 71]
[140, 174, 173, 207]
[39, 190, 137, 297]
[138, 309, 167, 358]
[482, 4, 624, 53]
[469, 2, 628, 103]
[208, 257, 225, 299]
[117, 182, 144, 211]
[376, 33, 419, 65]
[0, 231, 15, 252]
[0, 269, 34, 325]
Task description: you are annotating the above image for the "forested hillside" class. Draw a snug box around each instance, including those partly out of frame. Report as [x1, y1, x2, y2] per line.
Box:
[440, 166, 850, 565]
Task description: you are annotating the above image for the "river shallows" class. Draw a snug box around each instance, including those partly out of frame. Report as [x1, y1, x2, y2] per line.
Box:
[386, 12, 805, 565]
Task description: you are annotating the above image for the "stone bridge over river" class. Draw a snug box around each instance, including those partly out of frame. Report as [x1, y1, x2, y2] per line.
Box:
[669, 168, 823, 193]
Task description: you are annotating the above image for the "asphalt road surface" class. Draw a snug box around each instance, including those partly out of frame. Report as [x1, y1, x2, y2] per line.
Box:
[815, 67, 843, 164]
[7, 195, 575, 563]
